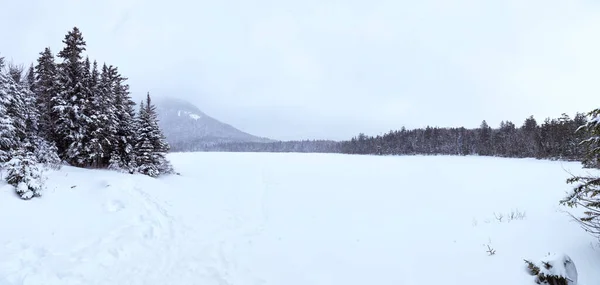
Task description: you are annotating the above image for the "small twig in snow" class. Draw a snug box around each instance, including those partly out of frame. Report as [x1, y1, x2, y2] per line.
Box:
[486, 244, 496, 256]
[494, 212, 504, 222]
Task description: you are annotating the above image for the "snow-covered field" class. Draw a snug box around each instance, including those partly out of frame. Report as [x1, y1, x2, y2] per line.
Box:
[1, 152, 600, 285]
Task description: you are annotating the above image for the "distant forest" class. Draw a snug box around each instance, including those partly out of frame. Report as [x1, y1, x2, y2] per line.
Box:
[199, 112, 593, 162]
[193, 140, 341, 153]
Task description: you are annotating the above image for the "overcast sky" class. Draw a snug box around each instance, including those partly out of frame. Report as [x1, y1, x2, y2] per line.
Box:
[2, 0, 600, 140]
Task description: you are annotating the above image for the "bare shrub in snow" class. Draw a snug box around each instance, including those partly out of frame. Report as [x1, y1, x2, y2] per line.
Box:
[507, 209, 527, 222]
[485, 244, 496, 256]
[483, 238, 496, 256]
[524, 253, 577, 285]
[494, 212, 504, 222]
[490, 209, 526, 223]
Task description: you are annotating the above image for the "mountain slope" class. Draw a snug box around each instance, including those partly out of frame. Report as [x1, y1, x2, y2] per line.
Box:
[154, 97, 272, 151]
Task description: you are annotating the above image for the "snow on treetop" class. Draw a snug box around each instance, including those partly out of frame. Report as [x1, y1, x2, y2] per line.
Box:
[591, 113, 600, 125]
[534, 253, 578, 285]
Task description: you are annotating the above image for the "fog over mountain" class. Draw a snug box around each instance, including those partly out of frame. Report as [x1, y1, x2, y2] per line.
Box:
[155, 97, 273, 151]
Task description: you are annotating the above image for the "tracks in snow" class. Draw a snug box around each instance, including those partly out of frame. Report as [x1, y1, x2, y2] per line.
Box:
[0, 177, 182, 285]
[0, 171, 272, 285]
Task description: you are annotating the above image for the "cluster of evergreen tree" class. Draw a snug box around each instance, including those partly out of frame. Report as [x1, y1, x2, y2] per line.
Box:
[0, 56, 51, 199]
[199, 112, 590, 160]
[560, 107, 600, 240]
[340, 113, 590, 160]
[0, 27, 173, 199]
[193, 140, 341, 153]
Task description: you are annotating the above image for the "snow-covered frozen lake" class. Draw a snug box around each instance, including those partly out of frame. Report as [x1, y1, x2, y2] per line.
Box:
[1, 152, 600, 284]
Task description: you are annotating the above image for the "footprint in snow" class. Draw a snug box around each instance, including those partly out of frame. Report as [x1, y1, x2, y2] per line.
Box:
[105, 200, 125, 213]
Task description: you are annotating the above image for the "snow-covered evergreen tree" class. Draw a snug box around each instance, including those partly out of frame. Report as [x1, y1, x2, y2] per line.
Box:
[5, 147, 44, 200]
[68, 56, 94, 166]
[135, 100, 158, 177]
[26, 64, 35, 93]
[145, 94, 174, 175]
[4, 64, 29, 143]
[30, 137, 61, 170]
[1, 27, 170, 184]
[34, 47, 59, 143]
[7, 62, 24, 84]
[55, 27, 91, 166]
[576, 108, 600, 169]
[0, 57, 17, 162]
[21, 77, 40, 144]
[2, 62, 46, 160]
[134, 93, 173, 177]
[108, 154, 125, 172]
[110, 66, 137, 172]
[95, 64, 118, 167]
[560, 107, 600, 240]
[86, 60, 105, 168]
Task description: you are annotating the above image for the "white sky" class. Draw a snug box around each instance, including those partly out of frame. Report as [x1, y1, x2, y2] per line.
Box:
[2, 0, 600, 140]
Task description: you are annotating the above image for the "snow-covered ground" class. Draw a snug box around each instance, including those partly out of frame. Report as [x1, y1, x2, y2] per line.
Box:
[1, 152, 600, 285]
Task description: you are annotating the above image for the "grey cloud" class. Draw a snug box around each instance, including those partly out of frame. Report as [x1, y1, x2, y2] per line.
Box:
[2, 0, 600, 140]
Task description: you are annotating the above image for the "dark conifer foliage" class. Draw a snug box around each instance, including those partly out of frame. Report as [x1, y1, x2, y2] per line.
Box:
[5, 64, 29, 143]
[135, 100, 158, 177]
[203, 111, 593, 160]
[26, 64, 35, 92]
[338, 113, 590, 161]
[55, 27, 90, 165]
[134, 93, 173, 176]
[111, 67, 138, 172]
[7, 62, 24, 84]
[191, 140, 342, 153]
[33, 27, 172, 175]
[0, 57, 17, 162]
[86, 60, 104, 168]
[560, 108, 600, 240]
[0, 26, 174, 195]
[1, 53, 60, 199]
[195, 111, 595, 160]
[34, 47, 59, 142]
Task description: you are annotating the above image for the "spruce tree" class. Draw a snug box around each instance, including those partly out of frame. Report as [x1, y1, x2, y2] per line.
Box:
[26, 64, 35, 93]
[477, 120, 492, 156]
[34, 47, 59, 143]
[98, 64, 118, 166]
[71, 56, 94, 166]
[5, 146, 44, 200]
[0, 57, 17, 162]
[134, 93, 173, 177]
[30, 136, 61, 169]
[135, 100, 158, 177]
[7, 62, 24, 84]
[521, 115, 540, 157]
[55, 27, 90, 165]
[87, 60, 104, 167]
[560, 107, 600, 239]
[5, 66, 25, 137]
[5, 57, 57, 169]
[145, 93, 173, 174]
[110, 67, 137, 172]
